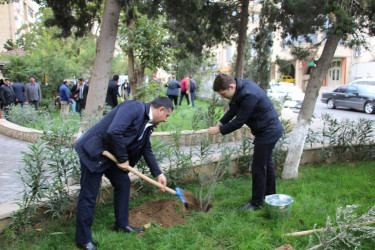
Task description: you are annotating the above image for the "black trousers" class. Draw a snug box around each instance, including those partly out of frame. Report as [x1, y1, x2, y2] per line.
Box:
[178, 90, 190, 106]
[250, 141, 277, 206]
[75, 160, 131, 244]
[168, 95, 178, 106]
[76, 99, 85, 114]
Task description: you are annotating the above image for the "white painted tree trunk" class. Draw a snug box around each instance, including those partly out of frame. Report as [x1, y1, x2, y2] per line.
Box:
[281, 34, 341, 179]
[281, 118, 310, 179]
[83, 0, 121, 122]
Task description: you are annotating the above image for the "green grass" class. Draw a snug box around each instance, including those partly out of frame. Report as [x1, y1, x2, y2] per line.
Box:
[9, 99, 223, 132]
[1, 161, 375, 249]
[155, 99, 223, 132]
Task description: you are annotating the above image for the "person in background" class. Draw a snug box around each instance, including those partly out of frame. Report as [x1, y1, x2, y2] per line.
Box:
[12, 78, 25, 107]
[166, 75, 181, 107]
[75, 78, 89, 115]
[124, 79, 131, 98]
[68, 80, 77, 112]
[106, 75, 119, 109]
[59, 79, 72, 118]
[207, 74, 283, 211]
[25, 75, 42, 110]
[74, 97, 173, 250]
[0, 77, 16, 118]
[189, 76, 197, 107]
[178, 75, 190, 106]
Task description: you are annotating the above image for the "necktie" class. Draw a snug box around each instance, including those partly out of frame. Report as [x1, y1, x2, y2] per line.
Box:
[80, 85, 84, 99]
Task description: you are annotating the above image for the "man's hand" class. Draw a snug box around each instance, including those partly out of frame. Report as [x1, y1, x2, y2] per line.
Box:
[157, 174, 167, 192]
[207, 126, 220, 135]
[117, 161, 130, 171]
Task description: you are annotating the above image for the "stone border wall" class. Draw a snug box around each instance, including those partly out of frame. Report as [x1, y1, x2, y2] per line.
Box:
[0, 119, 42, 142]
[0, 118, 252, 146]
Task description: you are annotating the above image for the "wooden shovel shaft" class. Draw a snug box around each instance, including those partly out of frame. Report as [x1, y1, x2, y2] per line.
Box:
[102, 150, 176, 195]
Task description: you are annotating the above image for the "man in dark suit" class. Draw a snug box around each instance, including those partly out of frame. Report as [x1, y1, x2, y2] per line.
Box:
[207, 74, 283, 211]
[75, 78, 89, 114]
[74, 97, 173, 250]
[12, 78, 25, 107]
[0, 78, 16, 118]
[105, 75, 119, 109]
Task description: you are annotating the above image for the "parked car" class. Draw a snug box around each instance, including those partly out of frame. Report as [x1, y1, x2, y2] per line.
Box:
[280, 75, 295, 83]
[268, 82, 304, 110]
[348, 78, 375, 86]
[321, 84, 375, 114]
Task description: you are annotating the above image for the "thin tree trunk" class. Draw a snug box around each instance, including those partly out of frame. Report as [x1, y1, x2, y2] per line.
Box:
[136, 65, 145, 87]
[234, 0, 249, 78]
[127, 13, 137, 98]
[82, 0, 121, 123]
[281, 34, 341, 179]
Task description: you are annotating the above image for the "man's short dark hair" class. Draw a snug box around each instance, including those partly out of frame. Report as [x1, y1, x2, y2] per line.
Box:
[151, 97, 174, 112]
[78, 77, 84, 81]
[113, 75, 119, 81]
[213, 74, 236, 92]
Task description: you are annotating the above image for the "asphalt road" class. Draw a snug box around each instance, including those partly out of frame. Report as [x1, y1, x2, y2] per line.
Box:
[314, 100, 375, 122]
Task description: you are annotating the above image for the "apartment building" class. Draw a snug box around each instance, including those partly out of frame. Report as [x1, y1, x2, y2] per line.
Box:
[212, 1, 375, 91]
[0, 0, 38, 53]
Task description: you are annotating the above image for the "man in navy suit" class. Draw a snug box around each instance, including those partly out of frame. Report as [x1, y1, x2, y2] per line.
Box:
[11, 78, 25, 107]
[74, 97, 173, 250]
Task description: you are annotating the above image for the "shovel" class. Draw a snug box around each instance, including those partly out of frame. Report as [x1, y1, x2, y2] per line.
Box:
[102, 150, 187, 203]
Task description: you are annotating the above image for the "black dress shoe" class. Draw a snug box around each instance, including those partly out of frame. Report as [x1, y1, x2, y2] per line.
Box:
[114, 225, 144, 234]
[239, 202, 261, 211]
[76, 242, 97, 250]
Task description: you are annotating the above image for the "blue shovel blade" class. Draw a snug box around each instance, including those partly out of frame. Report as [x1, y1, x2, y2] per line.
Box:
[175, 187, 187, 203]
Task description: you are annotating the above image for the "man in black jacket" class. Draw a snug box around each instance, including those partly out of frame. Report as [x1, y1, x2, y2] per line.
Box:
[75, 78, 89, 114]
[0, 78, 16, 118]
[207, 74, 283, 211]
[106, 75, 119, 109]
[74, 97, 173, 250]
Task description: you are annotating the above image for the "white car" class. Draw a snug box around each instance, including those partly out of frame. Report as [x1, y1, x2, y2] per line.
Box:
[348, 78, 375, 86]
[268, 82, 305, 110]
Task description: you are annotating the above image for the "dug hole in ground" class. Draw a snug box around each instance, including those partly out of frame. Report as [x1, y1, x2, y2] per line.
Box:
[129, 190, 202, 229]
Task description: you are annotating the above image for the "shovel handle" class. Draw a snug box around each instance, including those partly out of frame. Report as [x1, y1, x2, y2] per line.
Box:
[102, 150, 176, 195]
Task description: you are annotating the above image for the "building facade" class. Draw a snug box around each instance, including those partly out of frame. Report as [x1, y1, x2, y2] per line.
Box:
[0, 0, 38, 53]
[212, 1, 375, 91]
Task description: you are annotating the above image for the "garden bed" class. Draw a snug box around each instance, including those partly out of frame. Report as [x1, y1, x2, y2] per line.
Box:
[1, 161, 374, 249]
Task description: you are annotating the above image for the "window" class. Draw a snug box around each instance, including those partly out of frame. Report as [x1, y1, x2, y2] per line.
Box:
[339, 87, 347, 93]
[28, 6, 34, 18]
[347, 86, 357, 94]
[227, 46, 232, 61]
[355, 46, 362, 57]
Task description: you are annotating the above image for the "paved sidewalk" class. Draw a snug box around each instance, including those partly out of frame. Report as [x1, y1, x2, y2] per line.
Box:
[0, 134, 30, 205]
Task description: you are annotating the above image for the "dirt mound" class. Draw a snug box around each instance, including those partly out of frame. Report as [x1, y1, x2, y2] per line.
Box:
[129, 190, 202, 229]
[129, 199, 187, 228]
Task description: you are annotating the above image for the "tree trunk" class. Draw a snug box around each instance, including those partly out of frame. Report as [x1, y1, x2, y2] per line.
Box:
[136, 65, 145, 87]
[127, 13, 137, 98]
[83, 0, 121, 122]
[234, 0, 249, 78]
[281, 34, 341, 179]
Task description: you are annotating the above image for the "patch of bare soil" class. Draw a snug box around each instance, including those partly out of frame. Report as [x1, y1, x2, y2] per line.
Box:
[129, 190, 203, 229]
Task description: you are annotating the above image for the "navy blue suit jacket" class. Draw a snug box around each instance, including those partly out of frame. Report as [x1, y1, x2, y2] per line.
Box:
[74, 100, 162, 177]
[219, 78, 283, 144]
[12, 82, 25, 101]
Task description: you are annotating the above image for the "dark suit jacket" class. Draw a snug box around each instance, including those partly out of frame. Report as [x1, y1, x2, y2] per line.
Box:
[74, 84, 89, 106]
[12, 82, 25, 102]
[106, 79, 119, 108]
[74, 100, 162, 176]
[219, 78, 283, 145]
